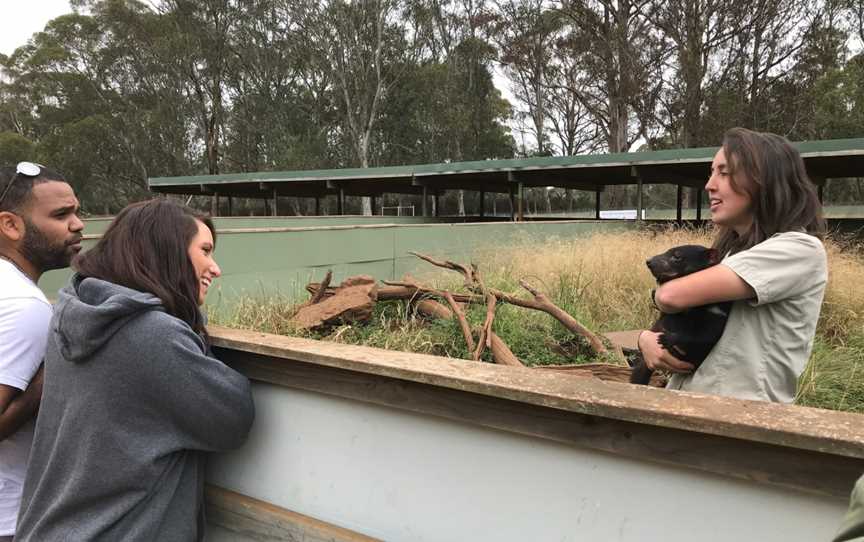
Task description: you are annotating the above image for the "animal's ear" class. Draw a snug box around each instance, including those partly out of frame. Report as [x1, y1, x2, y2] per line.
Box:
[706, 248, 720, 264]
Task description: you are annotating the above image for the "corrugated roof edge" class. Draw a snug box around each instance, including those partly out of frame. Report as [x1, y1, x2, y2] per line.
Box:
[148, 137, 864, 187]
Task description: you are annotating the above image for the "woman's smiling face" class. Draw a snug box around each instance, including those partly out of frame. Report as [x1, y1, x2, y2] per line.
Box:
[706, 147, 754, 235]
[187, 219, 221, 305]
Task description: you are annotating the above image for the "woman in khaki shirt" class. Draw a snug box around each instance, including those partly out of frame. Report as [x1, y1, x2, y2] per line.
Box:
[637, 127, 827, 403]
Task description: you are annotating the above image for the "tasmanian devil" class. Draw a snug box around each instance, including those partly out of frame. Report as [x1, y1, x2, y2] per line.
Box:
[630, 245, 732, 386]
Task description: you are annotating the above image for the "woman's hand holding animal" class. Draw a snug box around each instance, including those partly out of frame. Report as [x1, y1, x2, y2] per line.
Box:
[638, 330, 695, 373]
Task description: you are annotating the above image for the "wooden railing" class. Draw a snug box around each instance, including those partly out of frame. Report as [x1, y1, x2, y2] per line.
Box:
[209, 325, 864, 501]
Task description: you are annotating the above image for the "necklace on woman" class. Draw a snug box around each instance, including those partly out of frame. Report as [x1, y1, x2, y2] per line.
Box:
[0, 253, 35, 284]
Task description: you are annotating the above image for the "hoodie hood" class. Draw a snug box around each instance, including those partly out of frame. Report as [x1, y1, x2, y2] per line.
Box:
[54, 275, 165, 362]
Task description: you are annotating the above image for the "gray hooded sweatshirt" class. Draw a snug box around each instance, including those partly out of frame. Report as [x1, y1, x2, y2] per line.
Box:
[15, 276, 254, 541]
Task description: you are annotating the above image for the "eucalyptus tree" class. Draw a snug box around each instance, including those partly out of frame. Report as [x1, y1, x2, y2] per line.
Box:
[647, 0, 752, 147]
[493, 0, 562, 155]
[223, 0, 338, 174]
[699, 0, 820, 137]
[558, 0, 666, 153]
[545, 52, 598, 156]
[296, 0, 418, 214]
[0, 5, 164, 212]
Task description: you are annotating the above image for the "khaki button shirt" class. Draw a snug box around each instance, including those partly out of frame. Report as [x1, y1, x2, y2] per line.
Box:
[835, 474, 864, 541]
[666, 232, 827, 402]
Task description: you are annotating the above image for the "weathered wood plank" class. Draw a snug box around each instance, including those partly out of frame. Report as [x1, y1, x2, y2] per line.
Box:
[603, 329, 642, 350]
[209, 326, 864, 460]
[206, 485, 381, 542]
[213, 348, 864, 499]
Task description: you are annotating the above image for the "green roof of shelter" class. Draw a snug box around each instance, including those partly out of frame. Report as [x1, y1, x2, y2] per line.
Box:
[148, 137, 864, 197]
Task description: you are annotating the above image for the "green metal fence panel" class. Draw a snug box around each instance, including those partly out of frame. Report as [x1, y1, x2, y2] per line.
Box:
[214, 216, 435, 229]
[391, 221, 634, 280]
[79, 215, 438, 235]
[39, 220, 636, 305]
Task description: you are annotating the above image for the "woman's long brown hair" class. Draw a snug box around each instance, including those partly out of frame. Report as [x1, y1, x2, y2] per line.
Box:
[74, 199, 216, 337]
[713, 127, 825, 255]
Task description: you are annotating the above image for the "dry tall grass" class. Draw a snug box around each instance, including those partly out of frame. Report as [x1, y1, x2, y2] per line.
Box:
[819, 237, 864, 343]
[214, 227, 864, 411]
[462, 226, 716, 333]
[449, 226, 863, 340]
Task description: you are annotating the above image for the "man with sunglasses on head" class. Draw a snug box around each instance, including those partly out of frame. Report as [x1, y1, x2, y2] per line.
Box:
[0, 162, 83, 542]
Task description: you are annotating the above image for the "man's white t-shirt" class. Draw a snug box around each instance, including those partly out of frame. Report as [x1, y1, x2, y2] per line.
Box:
[0, 259, 52, 536]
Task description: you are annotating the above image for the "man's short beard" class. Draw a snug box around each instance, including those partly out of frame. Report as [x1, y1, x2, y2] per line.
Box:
[19, 217, 72, 272]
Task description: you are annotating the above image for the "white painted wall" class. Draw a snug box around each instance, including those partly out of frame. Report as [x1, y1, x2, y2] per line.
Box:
[207, 382, 848, 542]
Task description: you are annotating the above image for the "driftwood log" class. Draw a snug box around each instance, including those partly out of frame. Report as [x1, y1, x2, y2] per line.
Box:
[415, 299, 453, 320]
[488, 331, 523, 367]
[292, 276, 378, 330]
[407, 252, 624, 364]
[307, 270, 332, 305]
[443, 290, 475, 354]
[408, 251, 477, 290]
[301, 257, 632, 380]
[472, 293, 497, 361]
[490, 280, 613, 359]
[307, 282, 481, 304]
[411, 289, 521, 367]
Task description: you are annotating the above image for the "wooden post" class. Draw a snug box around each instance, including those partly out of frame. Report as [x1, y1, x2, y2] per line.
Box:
[211, 194, 219, 217]
[272, 188, 278, 216]
[517, 182, 524, 222]
[338, 188, 345, 215]
[371, 195, 377, 215]
[696, 188, 703, 221]
[507, 171, 523, 222]
[434, 191, 440, 217]
[632, 166, 644, 222]
[422, 186, 428, 217]
[479, 190, 485, 218]
[594, 189, 601, 219]
[315, 196, 321, 216]
[676, 184, 683, 225]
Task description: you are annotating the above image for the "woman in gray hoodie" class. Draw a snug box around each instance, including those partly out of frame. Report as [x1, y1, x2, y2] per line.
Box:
[15, 199, 255, 541]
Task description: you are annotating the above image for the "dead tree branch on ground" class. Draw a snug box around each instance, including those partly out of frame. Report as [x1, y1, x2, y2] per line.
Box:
[443, 290, 475, 354]
[308, 270, 333, 305]
[472, 293, 497, 361]
[409, 251, 477, 290]
[491, 280, 623, 363]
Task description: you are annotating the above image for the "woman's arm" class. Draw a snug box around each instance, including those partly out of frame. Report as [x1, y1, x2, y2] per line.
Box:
[134, 315, 255, 452]
[642, 264, 754, 373]
[164, 330, 255, 452]
[653, 264, 755, 314]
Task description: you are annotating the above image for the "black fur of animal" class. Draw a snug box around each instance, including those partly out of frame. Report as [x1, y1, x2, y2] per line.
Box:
[630, 245, 732, 386]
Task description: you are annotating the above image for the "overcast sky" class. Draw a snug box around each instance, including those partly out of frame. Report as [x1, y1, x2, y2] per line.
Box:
[0, 0, 73, 56]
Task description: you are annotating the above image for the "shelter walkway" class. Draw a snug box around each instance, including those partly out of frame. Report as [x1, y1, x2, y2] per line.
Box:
[149, 138, 864, 221]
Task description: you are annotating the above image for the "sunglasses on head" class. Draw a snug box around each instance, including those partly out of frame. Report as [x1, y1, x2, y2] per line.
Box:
[0, 162, 44, 207]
